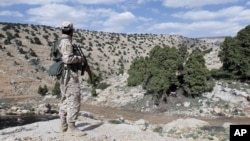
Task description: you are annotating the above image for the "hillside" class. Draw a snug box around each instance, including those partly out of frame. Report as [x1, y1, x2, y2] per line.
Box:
[0, 22, 223, 97]
[2, 22, 250, 141]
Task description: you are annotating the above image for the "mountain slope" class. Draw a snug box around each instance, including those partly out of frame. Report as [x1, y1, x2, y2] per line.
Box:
[0, 22, 223, 97]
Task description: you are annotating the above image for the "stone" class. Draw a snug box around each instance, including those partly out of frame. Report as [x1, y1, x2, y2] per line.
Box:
[163, 118, 209, 132]
[214, 107, 222, 114]
[135, 119, 148, 131]
[183, 102, 190, 108]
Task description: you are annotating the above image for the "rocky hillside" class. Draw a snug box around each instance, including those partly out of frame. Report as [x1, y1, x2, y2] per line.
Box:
[2, 22, 250, 141]
[0, 22, 223, 97]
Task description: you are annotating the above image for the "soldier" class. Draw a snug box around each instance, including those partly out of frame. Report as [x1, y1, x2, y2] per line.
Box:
[58, 21, 87, 136]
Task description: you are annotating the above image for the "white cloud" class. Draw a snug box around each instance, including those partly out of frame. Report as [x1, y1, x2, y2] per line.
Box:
[102, 26, 125, 33]
[103, 12, 136, 32]
[136, 0, 152, 4]
[226, 7, 250, 23]
[0, 11, 23, 17]
[151, 8, 160, 14]
[73, 0, 125, 5]
[170, 5, 250, 32]
[86, 8, 116, 19]
[27, 4, 85, 26]
[138, 16, 152, 22]
[173, 6, 246, 20]
[0, 0, 126, 7]
[104, 12, 136, 26]
[148, 20, 242, 37]
[25, 3, 136, 33]
[137, 0, 145, 4]
[149, 22, 185, 30]
[161, 0, 239, 8]
[187, 21, 242, 36]
[173, 10, 217, 20]
[0, 0, 68, 6]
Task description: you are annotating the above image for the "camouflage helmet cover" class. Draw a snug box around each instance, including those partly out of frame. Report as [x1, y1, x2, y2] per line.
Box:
[61, 21, 74, 30]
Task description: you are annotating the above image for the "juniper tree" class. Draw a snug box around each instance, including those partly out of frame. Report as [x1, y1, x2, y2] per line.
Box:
[183, 49, 212, 96]
[219, 24, 250, 81]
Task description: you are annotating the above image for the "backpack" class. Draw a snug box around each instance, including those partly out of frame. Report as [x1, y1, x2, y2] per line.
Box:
[48, 38, 65, 78]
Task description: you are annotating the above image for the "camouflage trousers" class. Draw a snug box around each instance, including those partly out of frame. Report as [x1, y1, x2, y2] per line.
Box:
[59, 77, 81, 123]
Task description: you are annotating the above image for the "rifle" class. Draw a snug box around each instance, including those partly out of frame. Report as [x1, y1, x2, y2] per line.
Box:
[73, 44, 93, 85]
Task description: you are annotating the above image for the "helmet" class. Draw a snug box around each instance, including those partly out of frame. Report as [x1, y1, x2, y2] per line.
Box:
[61, 21, 73, 30]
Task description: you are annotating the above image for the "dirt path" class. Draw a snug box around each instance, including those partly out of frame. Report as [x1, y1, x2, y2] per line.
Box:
[2, 95, 250, 126]
[81, 103, 180, 124]
[81, 103, 250, 126]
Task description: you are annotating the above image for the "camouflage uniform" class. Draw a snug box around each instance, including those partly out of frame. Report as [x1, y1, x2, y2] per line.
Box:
[58, 33, 83, 123]
[58, 21, 86, 136]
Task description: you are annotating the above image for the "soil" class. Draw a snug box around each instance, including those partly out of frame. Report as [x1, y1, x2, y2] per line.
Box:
[2, 95, 250, 128]
[81, 103, 250, 126]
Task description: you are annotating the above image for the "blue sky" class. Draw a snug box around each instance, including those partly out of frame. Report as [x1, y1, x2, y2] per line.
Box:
[0, 0, 250, 38]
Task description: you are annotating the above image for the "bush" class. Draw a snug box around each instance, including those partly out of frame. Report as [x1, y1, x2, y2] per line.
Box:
[52, 81, 61, 97]
[38, 85, 48, 96]
[127, 57, 147, 86]
[0, 33, 5, 38]
[18, 47, 26, 54]
[87, 72, 102, 85]
[96, 82, 110, 90]
[153, 126, 163, 135]
[33, 37, 42, 45]
[4, 39, 11, 45]
[91, 88, 97, 97]
[2, 24, 12, 31]
[28, 48, 37, 57]
[15, 40, 23, 46]
[210, 69, 234, 80]
[6, 52, 13, 57]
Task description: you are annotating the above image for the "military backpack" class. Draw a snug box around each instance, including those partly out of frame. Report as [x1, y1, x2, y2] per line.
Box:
[48, 38, 65, 78]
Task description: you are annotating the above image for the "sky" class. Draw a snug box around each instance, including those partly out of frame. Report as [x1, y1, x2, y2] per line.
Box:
[0, 0, 250, 38]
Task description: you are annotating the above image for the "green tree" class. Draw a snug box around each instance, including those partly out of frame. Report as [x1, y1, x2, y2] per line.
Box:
[219, 24, 250, 81]
[178, 46, 188, 62]
[146, 45, 180, 93]
[127, 57, 147, 86]
[128, 45, 182, 105]
[183, 49, 212, 96]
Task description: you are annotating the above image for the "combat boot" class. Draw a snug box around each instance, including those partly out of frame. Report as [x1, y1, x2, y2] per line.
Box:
[60, 117, 68, 132]
[66, 122, 87, 137]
